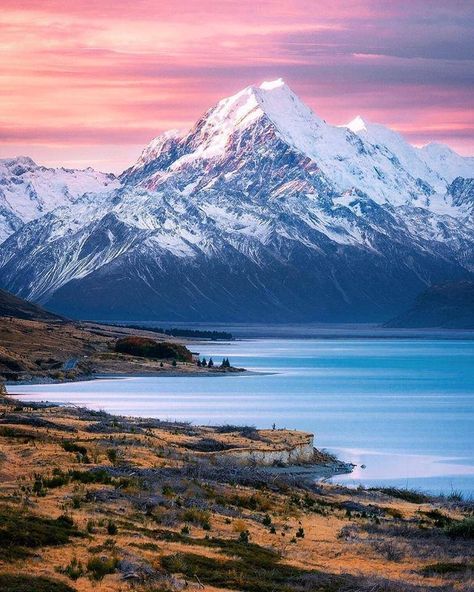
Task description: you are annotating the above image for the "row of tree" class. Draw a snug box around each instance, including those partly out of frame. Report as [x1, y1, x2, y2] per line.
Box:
[197, 357, 231, 368]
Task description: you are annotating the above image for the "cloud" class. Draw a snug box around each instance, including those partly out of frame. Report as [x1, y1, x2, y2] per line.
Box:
[0, 0, 472, 171]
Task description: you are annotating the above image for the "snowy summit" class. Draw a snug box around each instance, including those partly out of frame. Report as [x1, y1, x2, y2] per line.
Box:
[0, 79, 472, 322]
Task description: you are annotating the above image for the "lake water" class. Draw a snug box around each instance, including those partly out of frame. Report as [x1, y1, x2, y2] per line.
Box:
[9, 338, 474, 496]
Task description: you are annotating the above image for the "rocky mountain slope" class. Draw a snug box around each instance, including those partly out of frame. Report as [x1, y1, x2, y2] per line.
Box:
[387, 280, 474, 328]
[0, 156, 119, 242]
[0, 80, 472, 322]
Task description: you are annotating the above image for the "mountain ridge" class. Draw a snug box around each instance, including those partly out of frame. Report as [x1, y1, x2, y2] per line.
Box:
[0, 155, 119, 243]
[0, 79, 472, 322]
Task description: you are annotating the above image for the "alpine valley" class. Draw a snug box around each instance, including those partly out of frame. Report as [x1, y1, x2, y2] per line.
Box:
[0, 79, 473, 322]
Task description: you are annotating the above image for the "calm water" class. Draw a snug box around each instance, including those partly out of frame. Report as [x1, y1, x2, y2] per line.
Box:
[9, 338, 474, 495]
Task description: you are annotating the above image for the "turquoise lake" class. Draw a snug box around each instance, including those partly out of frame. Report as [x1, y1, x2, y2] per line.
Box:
[9, 337, 474, 495]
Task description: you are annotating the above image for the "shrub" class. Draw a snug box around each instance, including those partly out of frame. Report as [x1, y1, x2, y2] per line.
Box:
[107, 520, 118, 535]
[86, 555, 118, 581]
[59, 556, 85, 580]
[182, 506, 211, 529]
[383, 507, 404, 520]
[420, 561, 473, 576]
[44, 471, 69, 488]
[220, 492, 271, 512]
[114, 337, 192, 362]
[0, 575, 76, 592]
[86, 519, 95, 533]
[372, 540, 406, 562]
[421, 509, 453, 527]
[161, 549, 332, 592]
[296, 527, 305, 538]
[162, 484, 175, 497]
[239, 530, 250, 544]
[62, 441, 87, 456]
[106, 448, 117, 464]
[444, 517, 474, 539]
[0, 507, 80, 560]
[371, 487, 431, 504]
[232, 519, 248, 533]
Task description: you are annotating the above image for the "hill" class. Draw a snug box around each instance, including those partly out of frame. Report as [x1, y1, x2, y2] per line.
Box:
[0, 288, 63, 322]
[386, 280, 474, 328]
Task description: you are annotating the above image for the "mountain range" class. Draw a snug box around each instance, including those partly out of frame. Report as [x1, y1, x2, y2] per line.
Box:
[0, 79, 472, 322]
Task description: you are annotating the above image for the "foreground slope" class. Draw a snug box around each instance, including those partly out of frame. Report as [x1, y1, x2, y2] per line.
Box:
[0, 80, 473, 321]
[0, 397, 473, 592]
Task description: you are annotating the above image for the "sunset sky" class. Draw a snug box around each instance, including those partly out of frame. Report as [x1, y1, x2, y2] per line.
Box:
[0, 0, 473, 173]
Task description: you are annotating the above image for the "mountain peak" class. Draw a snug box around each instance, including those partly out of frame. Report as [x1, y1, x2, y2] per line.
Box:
[0, 155, 37, 169]
[259, 78, 286, 91]
[194, 79, 324, 158]
[347, 115, 368, 134]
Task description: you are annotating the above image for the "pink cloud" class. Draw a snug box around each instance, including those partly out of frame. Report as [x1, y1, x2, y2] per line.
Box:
[0, 0, 472, 172]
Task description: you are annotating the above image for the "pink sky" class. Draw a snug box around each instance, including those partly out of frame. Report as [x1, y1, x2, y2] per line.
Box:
[0, 0, 473, 173]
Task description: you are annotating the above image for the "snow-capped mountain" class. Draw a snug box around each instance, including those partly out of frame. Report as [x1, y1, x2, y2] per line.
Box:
[0, 156, 119, 242]
[0, 79, 472, 322]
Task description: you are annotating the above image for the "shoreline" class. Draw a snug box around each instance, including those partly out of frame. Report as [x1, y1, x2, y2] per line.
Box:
[2, 392, 473, 592]
[1, 392, 352, 482]
[5, 366, 254, 387]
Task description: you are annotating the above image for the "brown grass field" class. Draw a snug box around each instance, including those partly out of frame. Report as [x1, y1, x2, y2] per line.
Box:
[0, 394, 473, 592]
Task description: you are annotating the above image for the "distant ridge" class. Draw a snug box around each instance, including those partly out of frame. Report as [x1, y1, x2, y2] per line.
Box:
[386, 280, 474, 329]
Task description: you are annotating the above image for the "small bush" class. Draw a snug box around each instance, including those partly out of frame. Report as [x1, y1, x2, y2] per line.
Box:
[447, 490, 464, 502]
[0, 574, 76, 592]
[62, 441, 88, 456]
[421, 509, 453, 527]
[86, 519, 95, 533]
[262, 514, 272, 527]
[232, 519, 248, 533]
[383, 507, 404, 520]
[296, 527, 305, 538]
[106, 448, 117, 464]
[420, 561, 473, 576]
[239, 530, 250, 544]
[86, 555, 118, 581]
[219, 492, 272, 512]
[444, 517, 474, 539]
[107, 520, 118, 535]
[372, 487, 431, 504]
[59, 556, 85, 581]
[162, 484, 175, 497]
[0, 507, 80, 560]
[182, 506, 211, 529]
[372, 540, 406, 562]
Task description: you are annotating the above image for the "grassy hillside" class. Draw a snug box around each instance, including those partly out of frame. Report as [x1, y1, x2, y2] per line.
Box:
[0, 288, 63, 322]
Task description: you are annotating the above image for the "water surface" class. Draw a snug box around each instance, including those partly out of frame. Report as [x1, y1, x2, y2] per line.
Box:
[9, 338, 474, 495]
